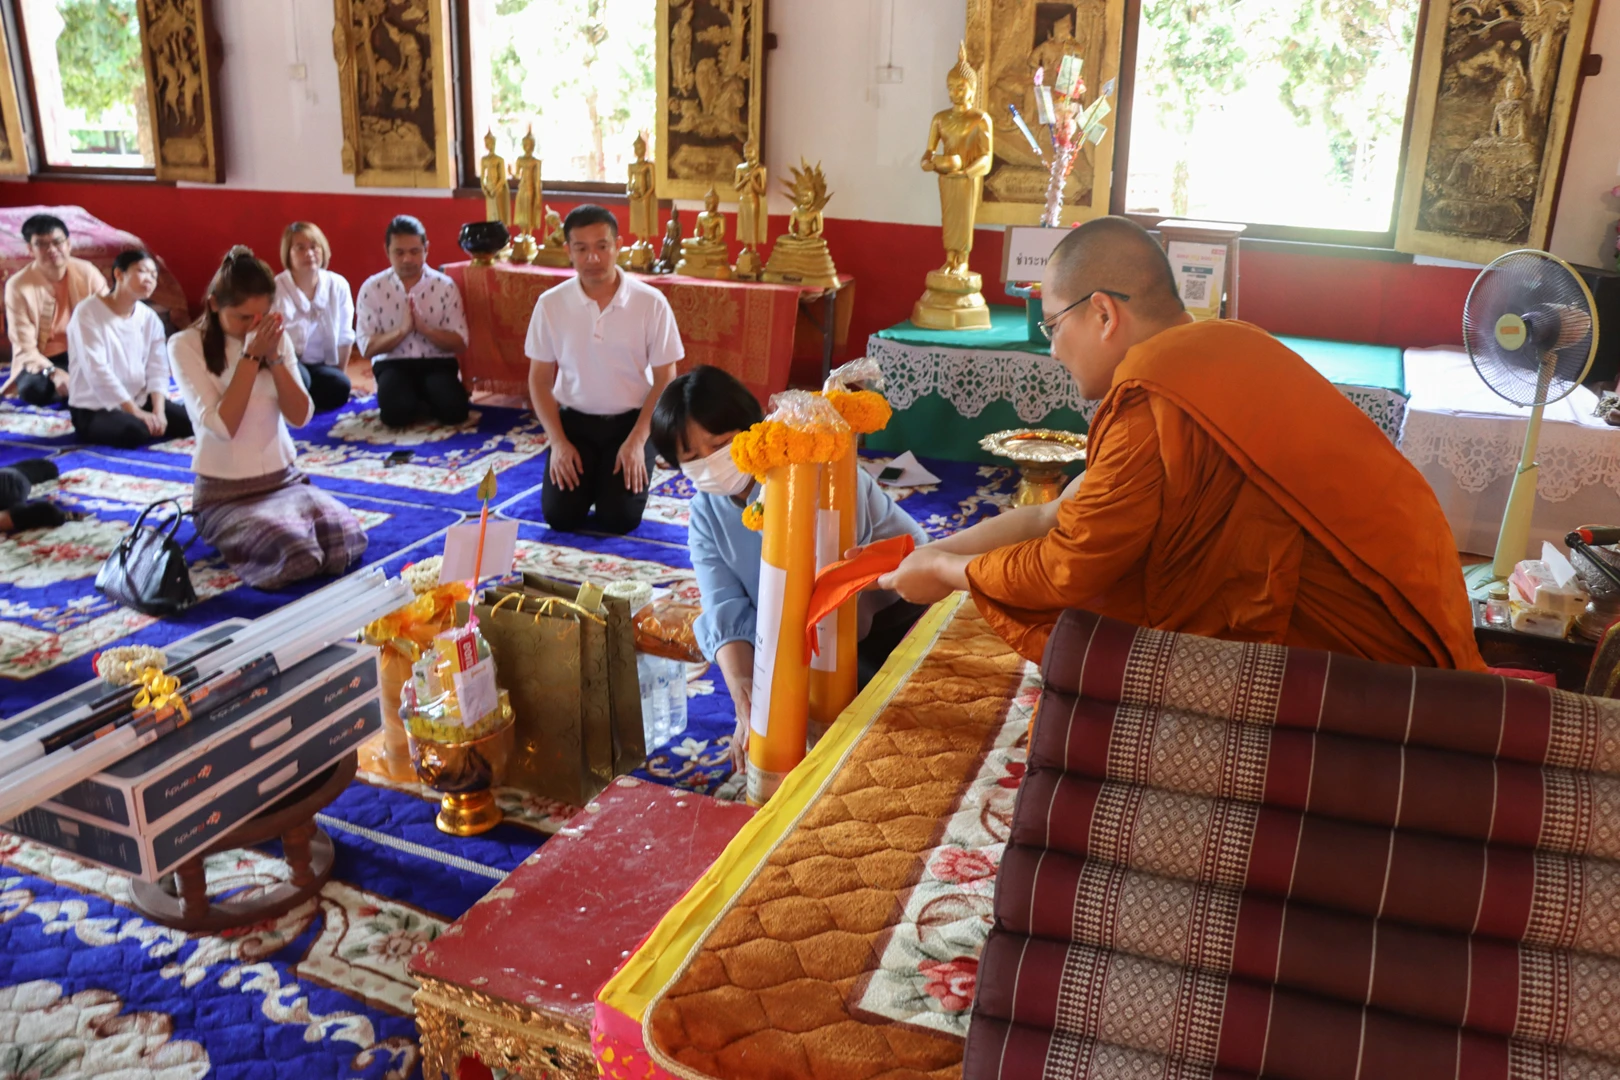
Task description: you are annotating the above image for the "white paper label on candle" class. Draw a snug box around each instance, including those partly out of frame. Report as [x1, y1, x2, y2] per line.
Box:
[750, 561, 787, 737]
[453, 657, 499, 726]
[811, 509, 840, 673]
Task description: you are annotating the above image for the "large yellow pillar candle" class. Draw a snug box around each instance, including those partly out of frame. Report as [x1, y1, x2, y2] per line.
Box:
[746, 460, 820, 805]
[808, 448, 859, 743]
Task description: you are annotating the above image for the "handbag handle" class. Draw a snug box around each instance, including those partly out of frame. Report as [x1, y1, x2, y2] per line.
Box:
[127, 498, 187, 544]
[488, 591, 605, 626]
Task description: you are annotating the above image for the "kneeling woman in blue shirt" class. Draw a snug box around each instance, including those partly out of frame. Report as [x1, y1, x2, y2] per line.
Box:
[651, 365, 930, 772]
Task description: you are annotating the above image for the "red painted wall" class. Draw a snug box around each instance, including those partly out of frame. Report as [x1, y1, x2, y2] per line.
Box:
[0, 178, 1473, 384]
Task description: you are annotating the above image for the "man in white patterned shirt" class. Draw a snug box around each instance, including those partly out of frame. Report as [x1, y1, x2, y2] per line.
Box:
[356, 215, 470, 429]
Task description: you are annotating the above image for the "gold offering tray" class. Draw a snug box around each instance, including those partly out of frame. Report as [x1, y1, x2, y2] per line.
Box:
[980, 428, 1087, 464]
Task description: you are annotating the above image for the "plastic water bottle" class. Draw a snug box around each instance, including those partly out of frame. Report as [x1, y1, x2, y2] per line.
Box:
[637, 653, 672, 749]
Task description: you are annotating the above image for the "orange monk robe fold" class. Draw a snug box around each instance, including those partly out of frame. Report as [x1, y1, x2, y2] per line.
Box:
[966, 320, 1485, 671]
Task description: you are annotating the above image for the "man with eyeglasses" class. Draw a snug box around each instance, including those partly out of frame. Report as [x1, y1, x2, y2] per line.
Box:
[877, 216, 1483, 672]
[2, 214, 107, 407]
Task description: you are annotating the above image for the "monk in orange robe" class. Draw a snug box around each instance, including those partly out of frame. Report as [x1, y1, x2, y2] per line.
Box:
[878, 217, 1484, 671]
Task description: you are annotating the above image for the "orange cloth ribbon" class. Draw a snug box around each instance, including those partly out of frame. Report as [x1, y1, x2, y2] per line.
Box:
[803, 535, 916, 664]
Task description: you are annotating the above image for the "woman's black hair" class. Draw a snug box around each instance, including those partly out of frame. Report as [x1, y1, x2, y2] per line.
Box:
[650, 365, 764, 466]
[190, 246, 277, 376]
[111, 248, 154, 277]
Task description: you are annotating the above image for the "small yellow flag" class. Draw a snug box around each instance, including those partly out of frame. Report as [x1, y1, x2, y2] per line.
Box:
[476, 467, 498, 503]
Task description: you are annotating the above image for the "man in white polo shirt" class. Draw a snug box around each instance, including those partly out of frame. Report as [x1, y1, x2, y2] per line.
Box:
[525, 204, 683, 534]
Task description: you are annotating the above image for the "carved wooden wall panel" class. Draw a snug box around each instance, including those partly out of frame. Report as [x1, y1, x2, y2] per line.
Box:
[333, 0, 455, 189]
[0, 14, 29, 177]
[136, 0, 223, 183]
[1397, 0, 1597, 262]
[656, 0, 766, 201]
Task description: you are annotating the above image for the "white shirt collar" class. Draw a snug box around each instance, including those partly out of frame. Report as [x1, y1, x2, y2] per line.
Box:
[573, 267, 629, 311]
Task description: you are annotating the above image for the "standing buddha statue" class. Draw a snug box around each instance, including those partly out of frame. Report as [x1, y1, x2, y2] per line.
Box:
[733, 137, 768, 280]
[479, 130, 510, 229]
[625, 132, 658, 272]
[912, 43, 993, 330]
[509, 125, 542, 264]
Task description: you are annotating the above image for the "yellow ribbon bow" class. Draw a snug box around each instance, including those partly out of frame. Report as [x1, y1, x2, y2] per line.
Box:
[132, 667, 190, 722]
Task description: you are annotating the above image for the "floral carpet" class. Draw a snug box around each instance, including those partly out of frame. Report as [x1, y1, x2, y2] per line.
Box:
[0, 394, 1021, 1079]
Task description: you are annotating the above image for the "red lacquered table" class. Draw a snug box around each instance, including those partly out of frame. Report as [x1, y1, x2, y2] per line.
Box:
[411, 776, 753, 1079]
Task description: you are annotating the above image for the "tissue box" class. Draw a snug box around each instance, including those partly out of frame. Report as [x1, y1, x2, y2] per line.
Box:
[1509, 560, 1588, 621]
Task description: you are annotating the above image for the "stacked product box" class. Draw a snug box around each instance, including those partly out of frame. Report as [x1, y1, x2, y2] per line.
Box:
[1, 630, 380, 881]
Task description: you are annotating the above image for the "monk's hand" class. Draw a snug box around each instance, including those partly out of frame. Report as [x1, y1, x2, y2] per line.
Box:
[876, 547, 970, 605]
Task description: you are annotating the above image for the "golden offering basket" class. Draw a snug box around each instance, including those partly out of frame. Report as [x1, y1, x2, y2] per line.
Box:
[406, 697, 516, 837]
[980, 428, 1087, 507]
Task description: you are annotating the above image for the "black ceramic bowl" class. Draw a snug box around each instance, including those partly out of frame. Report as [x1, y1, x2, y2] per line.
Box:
[459, 220, 510, 260]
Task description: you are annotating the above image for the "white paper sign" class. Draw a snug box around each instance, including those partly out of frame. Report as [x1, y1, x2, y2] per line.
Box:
[452, 657, 499, 727]
[861, 451, 941, 488]
[438, 519, 520, 584]
[1001, 226, 1070, 285]
[1166, 241, 1227, 319]
[749, 561, 787, 737]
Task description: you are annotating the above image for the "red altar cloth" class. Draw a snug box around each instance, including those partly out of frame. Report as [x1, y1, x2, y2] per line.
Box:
[445, 260, 848, 403]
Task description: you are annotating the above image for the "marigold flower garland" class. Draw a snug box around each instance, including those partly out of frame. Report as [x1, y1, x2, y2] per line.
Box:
[824, 388, 892, 435]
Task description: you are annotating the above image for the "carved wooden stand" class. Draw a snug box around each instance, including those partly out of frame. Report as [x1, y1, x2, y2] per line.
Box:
[128, 752, 358, 932]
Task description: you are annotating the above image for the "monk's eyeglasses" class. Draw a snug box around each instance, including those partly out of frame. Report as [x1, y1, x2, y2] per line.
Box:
[1038, 290, 1131, 340]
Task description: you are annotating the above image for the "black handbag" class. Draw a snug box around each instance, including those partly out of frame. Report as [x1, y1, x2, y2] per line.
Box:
[95, 498, 197, 616]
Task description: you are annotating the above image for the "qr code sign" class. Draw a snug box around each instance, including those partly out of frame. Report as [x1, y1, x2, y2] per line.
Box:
[1182, 275, 1209, 303]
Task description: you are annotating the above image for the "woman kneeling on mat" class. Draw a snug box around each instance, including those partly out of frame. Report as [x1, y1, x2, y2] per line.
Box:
[170, 246, 367, 589]
[66, 249, 194, 448]
[650, 364, 930, 773]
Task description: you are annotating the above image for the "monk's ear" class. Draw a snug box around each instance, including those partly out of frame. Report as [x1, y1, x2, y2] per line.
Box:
[1094, 293, 1121, 339]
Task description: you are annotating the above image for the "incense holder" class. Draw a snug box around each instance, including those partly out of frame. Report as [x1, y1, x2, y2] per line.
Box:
[407, 702, 516, 836]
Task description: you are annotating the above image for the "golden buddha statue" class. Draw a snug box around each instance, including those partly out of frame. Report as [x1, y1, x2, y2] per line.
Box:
[652, 209, 682, 275]
[676, 187, 733, 279]
[625, 132, 658, 272]
[478, 130, 510, 228]
[733, 137, 767, 280]
[761, 159, 838, 288]
[509, 125, 542, 264]
[913, 43, 993, 330]
[532, 207, 571, 268]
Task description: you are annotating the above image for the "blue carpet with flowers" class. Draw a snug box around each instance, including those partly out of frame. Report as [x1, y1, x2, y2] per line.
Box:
[0, 392, 1021, 1079]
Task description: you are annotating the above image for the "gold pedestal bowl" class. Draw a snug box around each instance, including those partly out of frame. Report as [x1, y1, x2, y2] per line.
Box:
[979, 429, 1088, 507]
[406, 701, 516, 837]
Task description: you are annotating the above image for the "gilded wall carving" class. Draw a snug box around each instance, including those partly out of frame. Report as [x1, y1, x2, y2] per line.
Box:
[333, 0, 455, 188]
[656, 0, 766, 200]
[1397, 0, 1596, 262]
[0, 15, 28, 177]
[967, 0, 1125, 226]
[136, 0, 223, 182]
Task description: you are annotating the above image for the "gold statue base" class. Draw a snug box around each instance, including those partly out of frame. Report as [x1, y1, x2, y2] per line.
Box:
[531, 246, 571, 268]
[912, 269, 990, 331]
[734, 247, 763, 281]
[435, 790, 503, 836]
[675, 249, 733, 280]
[507, 233, 538, 265]
[471, 246, 511, 268]
[626, 240, 656, 272]
[761, 238, 840, 288]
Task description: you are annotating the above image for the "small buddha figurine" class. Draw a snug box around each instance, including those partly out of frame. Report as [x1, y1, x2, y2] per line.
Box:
[761, 159, 838, 288]
[652, 209, 682, 275]
[532, 206, 571, 268]
[625, 132, 658, 272]
[676, 186, 733, 279]
[509, 125, 542, 263]
[912, 43, 993, 330]
[478, 130, 510, 228]
[733, 137, 767, 279]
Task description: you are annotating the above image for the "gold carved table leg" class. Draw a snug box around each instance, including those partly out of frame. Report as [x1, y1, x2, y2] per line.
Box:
[413, 977, 599, 1080]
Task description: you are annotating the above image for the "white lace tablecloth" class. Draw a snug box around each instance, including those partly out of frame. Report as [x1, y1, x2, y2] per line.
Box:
[1401, 345, 1620, 557]
[868, 335, 1409, 442]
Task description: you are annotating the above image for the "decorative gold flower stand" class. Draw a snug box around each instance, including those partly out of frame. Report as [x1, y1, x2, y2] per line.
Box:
[979, 428, 1087, 507]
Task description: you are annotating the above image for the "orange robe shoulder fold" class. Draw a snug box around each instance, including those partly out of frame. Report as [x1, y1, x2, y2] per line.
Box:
[965, 320, 1485, 671]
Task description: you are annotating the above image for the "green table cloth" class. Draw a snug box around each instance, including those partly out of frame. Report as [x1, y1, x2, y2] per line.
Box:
[866, 307, 1409, 463]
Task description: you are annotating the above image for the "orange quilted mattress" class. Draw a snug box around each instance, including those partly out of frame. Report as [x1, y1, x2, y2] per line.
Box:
[596, 593, 1036, 1080]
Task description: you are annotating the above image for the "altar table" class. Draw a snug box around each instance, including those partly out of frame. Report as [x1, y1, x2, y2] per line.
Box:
[865, 306, 1410, 463]
[444, 261, 852, 404]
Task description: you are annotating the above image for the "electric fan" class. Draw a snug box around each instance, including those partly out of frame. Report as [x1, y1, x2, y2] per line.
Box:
[1461, 249, 1600, 597]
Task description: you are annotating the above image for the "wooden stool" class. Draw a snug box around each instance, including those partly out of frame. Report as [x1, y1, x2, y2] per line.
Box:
[128, 752, 357, 932]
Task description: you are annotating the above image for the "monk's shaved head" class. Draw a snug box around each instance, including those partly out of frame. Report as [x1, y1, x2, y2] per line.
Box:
[1045, 216, 1183, 323]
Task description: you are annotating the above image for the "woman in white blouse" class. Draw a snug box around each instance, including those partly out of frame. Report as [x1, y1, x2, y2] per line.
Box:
[272, 221, 355, 412]
[169, 246, 366, 590]
[66, 249, 193, 448]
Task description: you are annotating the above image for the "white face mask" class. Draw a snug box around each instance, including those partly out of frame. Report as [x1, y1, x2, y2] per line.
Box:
[682, 442, 750, 497]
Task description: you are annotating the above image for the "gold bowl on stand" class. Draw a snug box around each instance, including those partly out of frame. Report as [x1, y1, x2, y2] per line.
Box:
[979, 428, 1088, 507]
[406, 700, 516, 837]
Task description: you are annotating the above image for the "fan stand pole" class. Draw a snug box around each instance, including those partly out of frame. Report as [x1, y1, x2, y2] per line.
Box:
[1491, 400, 1547, 580]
